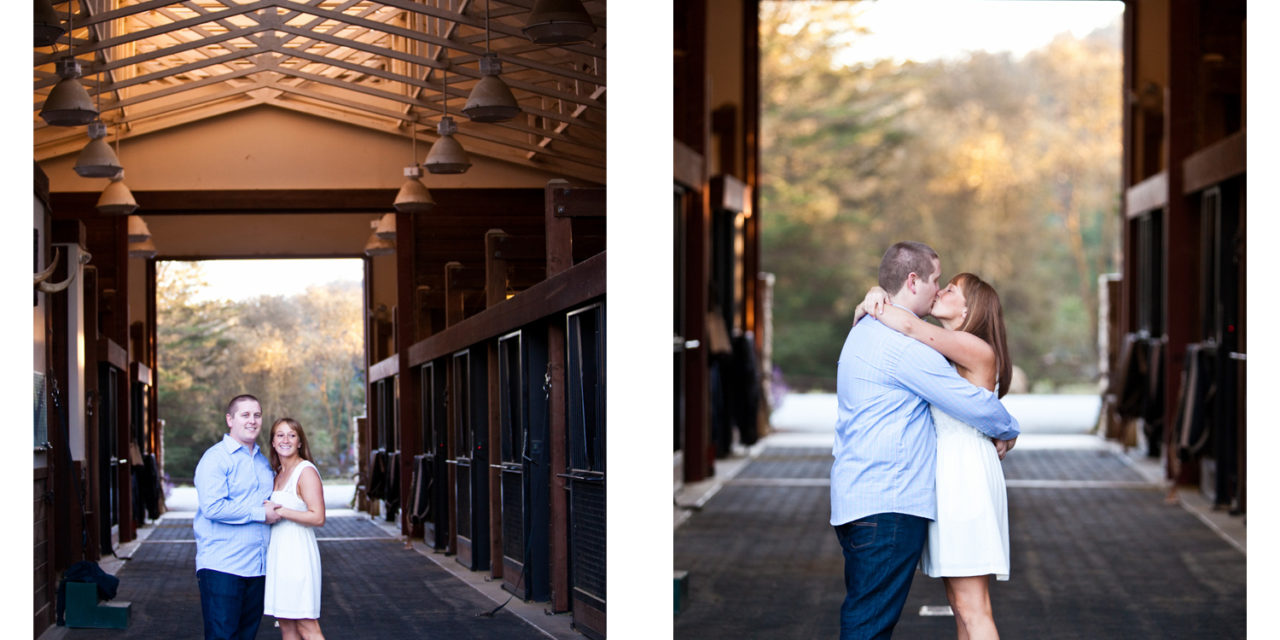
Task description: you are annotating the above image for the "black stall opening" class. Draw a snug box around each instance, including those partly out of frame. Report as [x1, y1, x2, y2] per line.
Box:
[565, 303, 605, 640]
[413, 361, 450, 550]
[498, 327, 551, 601]
[451, 348, 489, 571]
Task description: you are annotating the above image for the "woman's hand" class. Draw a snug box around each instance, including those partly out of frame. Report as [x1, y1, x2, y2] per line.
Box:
[263, 500, 282, 524]
[861, 286, 890, 317]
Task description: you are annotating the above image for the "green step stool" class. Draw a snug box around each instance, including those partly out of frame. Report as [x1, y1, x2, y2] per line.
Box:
[64, 581, 131, 629]
[674, 570, 690, 616]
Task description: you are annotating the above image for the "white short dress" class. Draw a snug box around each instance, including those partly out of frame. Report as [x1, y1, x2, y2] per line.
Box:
[263, 460, 323, 619]
[919, 405, 1010, 581]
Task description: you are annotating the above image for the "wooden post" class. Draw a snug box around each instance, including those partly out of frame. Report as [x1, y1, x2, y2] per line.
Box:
[445, 262, 465, 327]
[1163, 0, 1201, 483]
[395, 211, 422, 538]
[51, 220, 87, 570]
[545, 182, 571, 612]
[83, 266, 102, 560]
[485, 229, 508, 578]
[444, 261, 463, 554]
[684, 176, 712, 482]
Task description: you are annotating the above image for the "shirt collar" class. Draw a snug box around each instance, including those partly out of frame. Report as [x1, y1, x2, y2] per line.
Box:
[219, 433, 259, 456]
[889, 301, 921, 318]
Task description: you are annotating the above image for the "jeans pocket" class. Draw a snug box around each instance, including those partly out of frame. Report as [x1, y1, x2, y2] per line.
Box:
[842, 520, 878, 551]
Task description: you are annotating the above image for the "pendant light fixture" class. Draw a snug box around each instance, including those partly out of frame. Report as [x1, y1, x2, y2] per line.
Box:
[393, 122, 435, 214]
[74, 120, 123, 178]
[35, 0, 66, 47]
[98, 172, 139, 215]
[522, 0, 597, 45]
[374, 213, 396, 240]
[423, 68, 472, 174]
[128, 238, 158, 259]
[127, 216, 152, 243]
[40, 8, 98, 127]
[97, 128, 138, 216]
[364, 220, 394, 256]
[463, 0, 521, 123]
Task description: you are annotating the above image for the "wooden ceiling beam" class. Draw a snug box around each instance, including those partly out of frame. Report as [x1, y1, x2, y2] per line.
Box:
[380, 0, 605, 58]
[288, 2, 603, 87]
[35, 0, 273, 66]
[272, 23, 600, 108]
[262, 91, 603, 175]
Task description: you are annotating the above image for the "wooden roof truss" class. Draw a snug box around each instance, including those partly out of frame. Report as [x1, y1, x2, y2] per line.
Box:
[34, 0, 606, 183]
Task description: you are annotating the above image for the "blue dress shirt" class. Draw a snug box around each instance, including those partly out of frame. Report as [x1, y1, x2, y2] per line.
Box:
[830, 312, 1020, 527]
[193, 434, 275, 577]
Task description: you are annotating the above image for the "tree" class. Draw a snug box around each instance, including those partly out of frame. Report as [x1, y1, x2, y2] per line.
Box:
[760, 4, 1122, 390]
[157, 263, 366, 480]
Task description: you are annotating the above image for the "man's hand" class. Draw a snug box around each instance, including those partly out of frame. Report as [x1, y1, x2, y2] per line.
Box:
[994, 437, 1017, 460]
[263, 500, 282, 524]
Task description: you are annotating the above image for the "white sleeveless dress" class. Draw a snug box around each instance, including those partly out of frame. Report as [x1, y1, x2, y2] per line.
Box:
[919, 405, 1010, 581]
[263, 460, 323, 619]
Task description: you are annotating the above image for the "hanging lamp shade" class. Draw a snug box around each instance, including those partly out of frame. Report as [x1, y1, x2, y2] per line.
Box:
[97, 172, 138, 216]
[522, 0, 596, 45]
[35, 0, 66, 47]
[465, 54, 519, 122]
[374, 212, 397, 240]
[423, 117, 471, 174]
[463, 55, 521, 123]
[127, 215, 151, 243]
[74, 121, 123, 178]
[41, 58, 98, 126]
[393, 164, 436, 213]
[364, 232, 394, 256]
[128, 238, 157, 259]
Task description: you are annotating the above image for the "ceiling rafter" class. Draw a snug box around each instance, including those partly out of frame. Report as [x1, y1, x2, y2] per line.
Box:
[35, 0, 606, 183]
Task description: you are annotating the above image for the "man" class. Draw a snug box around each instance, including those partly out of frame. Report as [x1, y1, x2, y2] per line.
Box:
[831, 241, 1019, 639]
[194, 394, 281, 639]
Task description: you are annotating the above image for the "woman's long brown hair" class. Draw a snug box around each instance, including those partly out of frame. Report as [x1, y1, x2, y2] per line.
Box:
[952, 273, 1012, 398]
[268, 417, 314, 474]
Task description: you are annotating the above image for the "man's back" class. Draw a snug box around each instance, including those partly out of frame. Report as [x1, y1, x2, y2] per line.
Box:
[831, 317, 942, 526]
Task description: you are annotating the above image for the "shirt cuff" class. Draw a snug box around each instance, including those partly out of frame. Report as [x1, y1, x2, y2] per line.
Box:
[252, 505, 266, 522]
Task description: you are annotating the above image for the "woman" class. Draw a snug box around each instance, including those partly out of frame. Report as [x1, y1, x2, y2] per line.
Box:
[855, 273, 1012, 640]
[263, 418, 326, 640]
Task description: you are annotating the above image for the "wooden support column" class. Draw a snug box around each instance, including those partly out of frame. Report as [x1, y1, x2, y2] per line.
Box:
[51, 220, 87, 571]
[684, 175, 712, 483]
[395, 211, 422, 538]
[545, 182, 571, 613]
[485, 229, 508, 579]
[83, 267, 102, 561]
[1162, 0, 1200, 483]
[445, 262, 465, 327]
[444, 260, 462, 554]
[115, 335, 133, 544]
[145, 260, 160, 474]
[358, 258, 375, 514]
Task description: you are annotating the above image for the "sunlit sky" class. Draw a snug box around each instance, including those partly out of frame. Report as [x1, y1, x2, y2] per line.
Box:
[833, 0, 1124, 65]
[189, 258, 363, 302]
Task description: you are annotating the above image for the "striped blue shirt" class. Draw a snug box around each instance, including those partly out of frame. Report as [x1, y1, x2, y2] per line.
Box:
[830, 312, 1020, 526]
[193, 434, 274, 577]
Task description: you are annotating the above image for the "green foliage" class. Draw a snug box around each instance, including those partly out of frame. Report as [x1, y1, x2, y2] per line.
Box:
[157, 262, 365, 480]
[760, 4, 1121, 391]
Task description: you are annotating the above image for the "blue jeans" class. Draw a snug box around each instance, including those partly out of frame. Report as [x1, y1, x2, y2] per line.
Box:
[834, 512, 929, 639]
[197, 569, 265, 640]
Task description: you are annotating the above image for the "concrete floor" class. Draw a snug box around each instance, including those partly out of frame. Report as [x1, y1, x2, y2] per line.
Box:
[674, 393, 1246, 639]
[41, 484, 582, 640]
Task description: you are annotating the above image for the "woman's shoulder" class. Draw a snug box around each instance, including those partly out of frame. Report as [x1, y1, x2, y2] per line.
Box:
[299, 460, 322, 480]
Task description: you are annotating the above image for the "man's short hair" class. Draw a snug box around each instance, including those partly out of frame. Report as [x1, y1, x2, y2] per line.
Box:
[225, 394, 261, 417]
[878, 241, 939, 293]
